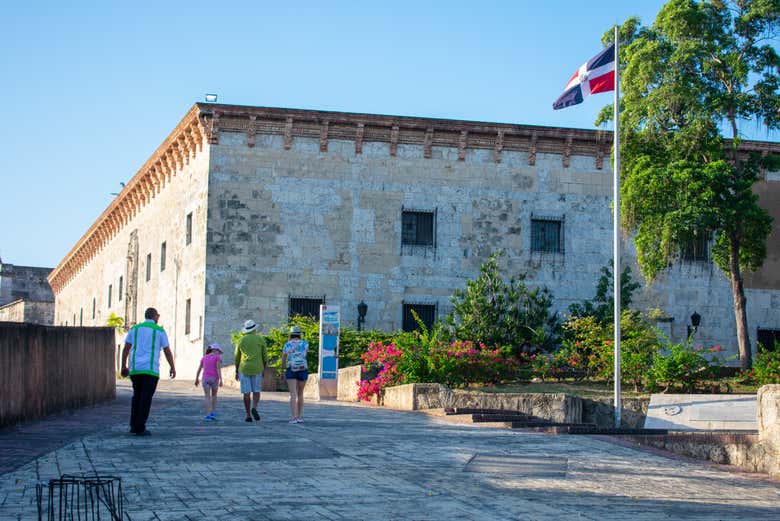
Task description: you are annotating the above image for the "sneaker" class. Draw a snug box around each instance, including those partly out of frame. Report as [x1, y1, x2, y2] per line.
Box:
[289, 418, 299, 424]
[251, 408, 260, 421]
[204, 415, 213, 422]
[295, 418, 304, 424]
[208, 412, 217, 420]
[245, 416, 253, 423]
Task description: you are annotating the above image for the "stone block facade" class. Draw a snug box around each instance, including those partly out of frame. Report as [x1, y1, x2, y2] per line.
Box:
[0, 300, 54, 325]
[48, 103, 780, 379]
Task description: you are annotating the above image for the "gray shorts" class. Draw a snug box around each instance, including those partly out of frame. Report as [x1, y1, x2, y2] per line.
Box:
[239, 373, 262, 394]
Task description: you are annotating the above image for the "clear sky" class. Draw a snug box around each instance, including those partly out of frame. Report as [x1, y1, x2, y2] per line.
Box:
[1, 1, 776, 268]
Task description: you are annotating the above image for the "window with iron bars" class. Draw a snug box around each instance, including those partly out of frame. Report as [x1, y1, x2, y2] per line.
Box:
[402, 210, 435, 246]
[531, 218, 564, 253]
[681, 234, 709, 262]
[289, 296, 324, 320]
[757, 328, 780, 353]
[402, 302, 436, 332]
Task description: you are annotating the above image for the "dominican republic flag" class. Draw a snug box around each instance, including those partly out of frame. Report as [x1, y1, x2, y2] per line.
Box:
[553, 44, 615, 110]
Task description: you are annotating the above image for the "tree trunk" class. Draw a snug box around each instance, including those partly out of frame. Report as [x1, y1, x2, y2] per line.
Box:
[728, 236, 752, 370]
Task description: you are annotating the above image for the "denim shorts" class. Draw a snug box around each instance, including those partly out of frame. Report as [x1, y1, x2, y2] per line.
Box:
[203, 377, 219, 390]
[239, 373, 263, 393]
[285, 368, 309, 381]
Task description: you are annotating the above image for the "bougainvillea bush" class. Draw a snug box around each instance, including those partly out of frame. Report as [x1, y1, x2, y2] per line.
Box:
[356, 341, 404, 402]
[355, 339, 522, 401]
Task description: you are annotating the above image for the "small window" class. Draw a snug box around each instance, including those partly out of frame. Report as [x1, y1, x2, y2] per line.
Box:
[146, 253, 152, 282]
[118, 276, 123, 301]
[681, 234, 709, 262]
[73, 313, 76, 325]
[108, 285, 112, 308]
[186, 212, 193, 245]
[92, 298, 96, 319]
[403, 303, 436, 332]
[531, 218, 564, 253]
[289, 296, 324, 320]
[757, 328, 780, 353]
[79, 308, 83, 326]
[402, 210, 435, 246]
[160, 242, 167, 271]
[185, 298, 191, 335]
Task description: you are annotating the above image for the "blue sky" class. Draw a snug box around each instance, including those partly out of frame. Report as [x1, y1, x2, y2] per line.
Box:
[1, 1, 776, 268]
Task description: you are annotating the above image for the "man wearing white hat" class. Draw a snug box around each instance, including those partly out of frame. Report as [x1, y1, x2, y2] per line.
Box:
[235, 320, 268, 423]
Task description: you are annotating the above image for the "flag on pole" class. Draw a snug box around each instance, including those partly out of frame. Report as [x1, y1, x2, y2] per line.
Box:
[553, 44, 615, 110]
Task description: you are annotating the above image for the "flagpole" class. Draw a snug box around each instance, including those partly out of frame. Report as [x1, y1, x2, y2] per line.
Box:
[613, 25, 622, 429]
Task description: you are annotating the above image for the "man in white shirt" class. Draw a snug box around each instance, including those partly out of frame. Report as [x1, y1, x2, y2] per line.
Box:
[121, 307, 176, 436]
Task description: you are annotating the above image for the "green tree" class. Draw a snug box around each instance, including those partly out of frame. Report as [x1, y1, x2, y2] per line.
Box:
[446, 252, 561, 354]
[106, 312, 124, 330]
[568, 263, 641, 324]
[599, 0, 780, 369]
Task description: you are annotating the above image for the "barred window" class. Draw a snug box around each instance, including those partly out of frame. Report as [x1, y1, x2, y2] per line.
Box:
[146, 253, 152, 282]
[403, 303, 436, 332]
[681, 234, 709, 262]
[289, 296, 324, 320]
[118, 276, 123, 301]
[531, 218, 563, 253]
[757, 328, 780, 353]
[160, 242, 167, 272]
[108, 285, 112, 308]
[402, 210, 435, 246]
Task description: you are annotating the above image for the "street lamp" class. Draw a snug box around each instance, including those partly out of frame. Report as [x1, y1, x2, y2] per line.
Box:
[687, 311, 701, 338]
[357, 300, 367, 331]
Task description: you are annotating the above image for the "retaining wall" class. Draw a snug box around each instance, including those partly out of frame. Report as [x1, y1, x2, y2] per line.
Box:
[0, 322, 115, 427]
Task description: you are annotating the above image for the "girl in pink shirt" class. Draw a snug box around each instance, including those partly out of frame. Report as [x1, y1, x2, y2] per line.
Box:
[195, 344, 223, 421]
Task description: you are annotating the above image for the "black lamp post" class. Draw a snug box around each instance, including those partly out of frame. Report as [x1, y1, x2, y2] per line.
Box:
[357, 300, 368, 331]
[687, 311, 701, 338]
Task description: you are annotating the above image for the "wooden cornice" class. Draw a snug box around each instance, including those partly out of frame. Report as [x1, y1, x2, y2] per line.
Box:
[48, 105, 207, 294]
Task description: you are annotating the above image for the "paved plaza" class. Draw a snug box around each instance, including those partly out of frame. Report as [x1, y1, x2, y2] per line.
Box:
[1, 381, 779, 520]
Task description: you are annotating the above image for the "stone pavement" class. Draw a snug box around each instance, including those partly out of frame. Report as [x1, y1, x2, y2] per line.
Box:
[1, 381, 779, 521]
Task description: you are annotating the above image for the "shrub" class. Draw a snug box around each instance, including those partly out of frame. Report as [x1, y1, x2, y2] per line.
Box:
[447, 251, 561, 354]
[357, 341, 404, 401]
[647, 341, 721, 393]
[562, 311, 658, 390]
[751, 346, 780, 385]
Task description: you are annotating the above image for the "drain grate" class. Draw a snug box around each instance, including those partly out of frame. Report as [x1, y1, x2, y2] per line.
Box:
[463, 454, 568, 478]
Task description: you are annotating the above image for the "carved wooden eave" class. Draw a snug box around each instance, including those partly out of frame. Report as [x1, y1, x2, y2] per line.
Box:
[48, 105, 206, 295]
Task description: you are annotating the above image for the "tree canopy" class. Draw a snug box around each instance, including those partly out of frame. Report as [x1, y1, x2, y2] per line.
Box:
[599, 0, 780, 368]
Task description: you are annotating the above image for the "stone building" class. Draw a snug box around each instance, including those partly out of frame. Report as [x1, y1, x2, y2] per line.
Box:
[0, 259, 54, 324]
[48, 103, 780, 378]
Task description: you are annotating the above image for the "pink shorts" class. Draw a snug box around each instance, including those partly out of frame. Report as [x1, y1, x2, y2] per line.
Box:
[203, 378, 219, 390]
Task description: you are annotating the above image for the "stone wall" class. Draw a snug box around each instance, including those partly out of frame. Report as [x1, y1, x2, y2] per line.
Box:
[203, 117, 780, 363]
[53, 149, 212, 380]
[0, 263, 53, 307]
[0, 322, 115, 427]
[0, 300, 54, 325]
[757, 384, 780, 476]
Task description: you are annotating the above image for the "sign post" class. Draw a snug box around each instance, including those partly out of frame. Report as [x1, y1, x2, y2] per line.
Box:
[318, 304, 339, 398]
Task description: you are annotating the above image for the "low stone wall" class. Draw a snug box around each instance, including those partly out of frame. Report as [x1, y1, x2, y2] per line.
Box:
[618, 432, 772, 474]
[379, 383, 583, 423]
[757, 384, 780, 476]
[221, 366, 278, 392]
[0, 322, 115, 427]
[582, 397, 650, 429]
[337, 366, 362, 401]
